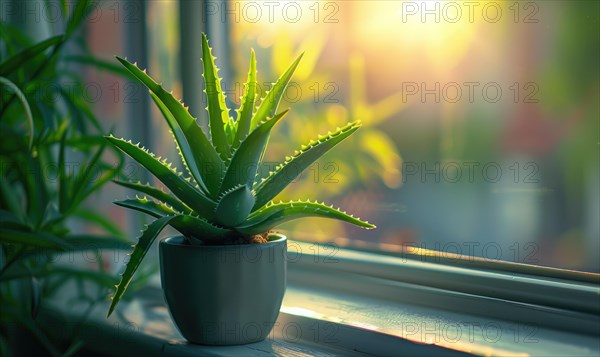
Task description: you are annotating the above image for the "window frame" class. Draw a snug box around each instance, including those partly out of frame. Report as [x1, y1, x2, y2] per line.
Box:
[287, 240, 600, 337]
[40, 240, 600, 356]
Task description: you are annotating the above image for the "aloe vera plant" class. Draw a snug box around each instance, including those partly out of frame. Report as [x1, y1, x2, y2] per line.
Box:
[106, 34, 375, 316]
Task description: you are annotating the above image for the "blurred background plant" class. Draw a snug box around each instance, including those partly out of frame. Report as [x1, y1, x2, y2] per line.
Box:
[0, 1, 144, 355]
[228, 2, 599, 270]
[230, 28, 406, 241]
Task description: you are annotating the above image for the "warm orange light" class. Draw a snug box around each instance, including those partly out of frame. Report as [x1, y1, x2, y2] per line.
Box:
[355, 0, 481, 74]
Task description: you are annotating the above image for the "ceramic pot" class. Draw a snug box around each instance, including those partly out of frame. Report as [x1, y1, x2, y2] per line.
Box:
[159, 234, 287, 345]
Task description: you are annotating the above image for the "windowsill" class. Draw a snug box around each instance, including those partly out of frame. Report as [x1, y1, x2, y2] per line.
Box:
[40, 243, 600, 357]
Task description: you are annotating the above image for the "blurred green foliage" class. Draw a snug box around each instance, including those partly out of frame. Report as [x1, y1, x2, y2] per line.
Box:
[0, 1, 135, 355]
[232, 30, 405, 240]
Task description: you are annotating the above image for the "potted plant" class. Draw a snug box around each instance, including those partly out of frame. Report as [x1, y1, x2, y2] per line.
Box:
[105, 34, 374, 345]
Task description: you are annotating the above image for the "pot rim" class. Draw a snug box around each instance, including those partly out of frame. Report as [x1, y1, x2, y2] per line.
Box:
[161, 233, 287, 249]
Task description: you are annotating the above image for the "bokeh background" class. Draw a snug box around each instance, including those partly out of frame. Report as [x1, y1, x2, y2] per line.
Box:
[16, 0, 597, 272]
[168, 1, 600, 272]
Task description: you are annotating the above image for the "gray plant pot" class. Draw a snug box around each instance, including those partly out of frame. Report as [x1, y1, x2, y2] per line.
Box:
[159, 234, 287, 345]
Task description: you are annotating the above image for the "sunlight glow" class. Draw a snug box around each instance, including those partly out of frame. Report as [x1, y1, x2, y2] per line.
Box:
[355, 1, 479, 73]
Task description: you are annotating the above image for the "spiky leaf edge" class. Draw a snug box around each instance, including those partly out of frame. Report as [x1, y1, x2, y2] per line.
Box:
[112, 180, 192, 215]
[236, 200, 375, 235]
[148, 91, 209, 195]
[114, 198, 229, 241]
[107, 216, 172, 316]
[251, 53, 303, 130]
[233, 49, 257, 148]
[253, 121, 361, 209]
[219, 110, 289, 194]
[115, 56, 225, 197]
[105, 135, 216, 219]
[201, 33, 231, 160]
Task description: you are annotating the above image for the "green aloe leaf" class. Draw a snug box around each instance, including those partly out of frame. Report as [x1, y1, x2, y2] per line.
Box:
[220, 110, 288, 194]
[253, 121, 361, 209]
[114, 197, 181, 218]
[0, 35, 63, 76]
[105, 135, 216, 219]
[251, 53, 303, 130]
[169, 215, 230, 244]
[115, 57, 224, 197]
[214, 185, 256, 227]
[201, 33, 231, 159]
[113, 180, 192, 214]
[237, 200, 375, 235]
[233, 49, 257, 147]
[225, 119, 236, 146]
[149, 91, 209, 195]
[107, 216, 172, 317]
[114, 198, 229, 243]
